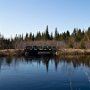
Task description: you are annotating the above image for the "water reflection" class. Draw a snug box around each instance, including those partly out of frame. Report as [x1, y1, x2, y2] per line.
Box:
[0, 56, 90, 90]
[0, 55, 90, 72]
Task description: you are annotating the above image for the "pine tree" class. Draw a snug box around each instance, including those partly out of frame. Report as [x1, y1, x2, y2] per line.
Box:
[45, 25, 50, 40]
[55, 27, 59, 40]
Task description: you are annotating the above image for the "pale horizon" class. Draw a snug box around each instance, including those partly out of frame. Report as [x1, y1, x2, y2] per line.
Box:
[0, 0, 90, 38]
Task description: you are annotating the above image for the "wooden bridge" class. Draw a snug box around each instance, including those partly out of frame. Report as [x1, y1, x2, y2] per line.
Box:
[23, 46, 57, 56]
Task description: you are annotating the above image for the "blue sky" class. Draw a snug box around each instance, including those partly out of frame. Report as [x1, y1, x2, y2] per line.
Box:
[0, 0, 90, 38]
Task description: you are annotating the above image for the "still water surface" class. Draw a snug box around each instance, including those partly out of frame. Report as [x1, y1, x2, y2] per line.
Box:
[0, 56, 90, 90]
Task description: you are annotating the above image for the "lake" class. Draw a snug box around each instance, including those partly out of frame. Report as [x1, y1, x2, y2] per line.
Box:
[0, 56, 90, 90]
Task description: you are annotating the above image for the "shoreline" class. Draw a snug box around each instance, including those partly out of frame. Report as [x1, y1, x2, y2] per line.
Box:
[0, 49, 90, 57]
[0, 49, 24, 57]
[57, 49, 90, 55]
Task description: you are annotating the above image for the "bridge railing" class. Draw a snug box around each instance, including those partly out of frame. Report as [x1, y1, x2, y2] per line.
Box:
[24, 45, 57, 52]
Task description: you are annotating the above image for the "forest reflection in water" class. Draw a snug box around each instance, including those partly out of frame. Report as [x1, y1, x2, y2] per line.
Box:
[0, 55, 90, 90]
[0, 55, 90, 72]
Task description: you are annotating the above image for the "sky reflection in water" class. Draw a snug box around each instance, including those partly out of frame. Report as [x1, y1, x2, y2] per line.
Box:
[0, 56, 90, 90]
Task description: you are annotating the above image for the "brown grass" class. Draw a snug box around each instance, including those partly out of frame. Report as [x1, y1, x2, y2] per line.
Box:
[57, 49, 90, 55]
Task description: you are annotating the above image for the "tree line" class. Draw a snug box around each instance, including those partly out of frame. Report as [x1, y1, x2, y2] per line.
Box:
[0, 25, 90, 49]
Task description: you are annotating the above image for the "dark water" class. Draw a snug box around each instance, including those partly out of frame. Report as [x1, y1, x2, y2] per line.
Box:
[0, 56, 90, 90]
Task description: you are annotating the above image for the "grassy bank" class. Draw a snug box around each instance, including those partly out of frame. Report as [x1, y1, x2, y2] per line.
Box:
[57, 49, 90, 55]
[0, 49, 90, 57]
[0, 49, 23, 57]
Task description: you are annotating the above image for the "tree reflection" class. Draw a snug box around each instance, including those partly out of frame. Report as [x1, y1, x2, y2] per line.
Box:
[54, 57, 59, 71]
[0, 55, 90, 72]
[6, 57, 12, 66]
[42, 56, 50, 72]
[0, 57, 4, 70]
